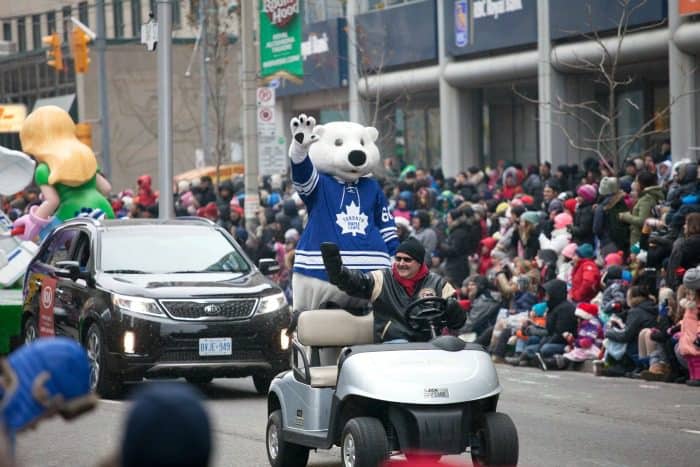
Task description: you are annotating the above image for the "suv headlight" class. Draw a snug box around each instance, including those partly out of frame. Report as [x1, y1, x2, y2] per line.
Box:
[257, 292, 287, 314]
[112, 294, 164, 317]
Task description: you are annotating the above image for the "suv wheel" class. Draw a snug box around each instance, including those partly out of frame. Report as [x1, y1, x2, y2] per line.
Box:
[23, 317, 38, 344]
[86, 323, 124, 399]
[253, 374, 273, 394]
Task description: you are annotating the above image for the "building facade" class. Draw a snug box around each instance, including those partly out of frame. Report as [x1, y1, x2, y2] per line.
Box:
[276, 0, 700, 176]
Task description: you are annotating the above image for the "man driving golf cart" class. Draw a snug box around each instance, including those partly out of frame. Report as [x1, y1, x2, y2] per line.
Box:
[320, 238, 466, 342]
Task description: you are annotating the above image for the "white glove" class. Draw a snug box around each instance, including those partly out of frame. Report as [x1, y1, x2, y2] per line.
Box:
[288, 114, 319, 163]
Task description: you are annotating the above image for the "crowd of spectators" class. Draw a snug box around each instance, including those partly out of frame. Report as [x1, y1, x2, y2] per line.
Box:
[2, 144, 700, 386]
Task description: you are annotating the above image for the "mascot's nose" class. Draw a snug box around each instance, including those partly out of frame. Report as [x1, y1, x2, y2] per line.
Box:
[348, 150, 367, 167]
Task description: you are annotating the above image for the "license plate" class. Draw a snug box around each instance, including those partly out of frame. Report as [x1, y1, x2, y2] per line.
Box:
[198, 338, 232, 356]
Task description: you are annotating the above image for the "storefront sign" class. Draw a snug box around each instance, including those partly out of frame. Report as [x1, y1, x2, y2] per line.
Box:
[39, 277, 56, 337]
[0, 104, 27, 133]
[473, 0, 524, 20]
[259, 0, 303, 81]
[680, 0, 700, 16]
[455, 1, 469, 47]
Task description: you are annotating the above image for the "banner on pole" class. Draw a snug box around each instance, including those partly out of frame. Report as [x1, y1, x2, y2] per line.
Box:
[259, 0, 303, 82]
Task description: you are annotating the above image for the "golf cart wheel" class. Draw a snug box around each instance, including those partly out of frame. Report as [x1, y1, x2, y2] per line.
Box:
[266, 410, 309, 467]
[471, 412, 519, 467]
[253, 374, 273, 394]
[86, 323, 124, 399]
[23, 316, 39, 344]
[341, 417, 389, 467]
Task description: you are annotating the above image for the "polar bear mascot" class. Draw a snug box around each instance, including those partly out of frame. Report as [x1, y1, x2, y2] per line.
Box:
[289, 114, 399, 313]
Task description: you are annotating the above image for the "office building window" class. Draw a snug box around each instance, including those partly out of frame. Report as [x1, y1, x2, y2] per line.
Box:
[363, 0, 419, 12]
[305, 0, 344, 23]
[62, 6, 72, 43]
[2, 22, 11, 42]
[131, 0, 143, 37]
[173, 0, 181, 28]
[17, 18, 26, 52]
[189, 0, 199, 21]
[47, 11, 56, 33]
[78, 2, 89, 26]
[114, 0, 125, 38]
[32, 15, 41, 50]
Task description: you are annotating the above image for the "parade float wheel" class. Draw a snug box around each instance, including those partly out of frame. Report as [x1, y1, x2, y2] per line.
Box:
[266, 410, 310, 467]
[471, 412, 519, 466]
[86, 323, 124, 399]
[341, 417, 389, 467]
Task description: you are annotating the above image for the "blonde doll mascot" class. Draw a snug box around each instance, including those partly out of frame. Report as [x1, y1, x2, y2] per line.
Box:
[11, 105, 114, 240]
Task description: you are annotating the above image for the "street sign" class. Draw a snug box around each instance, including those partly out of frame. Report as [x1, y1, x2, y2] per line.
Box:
[258, 134, 287, 176]
[0, 104, 27, 133]
[141, 20, 158, 51]
[256, 87, 275, 106]
[680, 0, 700, 16]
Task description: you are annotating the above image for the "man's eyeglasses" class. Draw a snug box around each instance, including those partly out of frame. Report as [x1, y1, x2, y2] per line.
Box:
[395, 255, 416, 264]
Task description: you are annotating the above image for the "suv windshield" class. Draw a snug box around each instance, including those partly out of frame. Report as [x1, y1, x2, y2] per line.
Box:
[100, 225, 251, 274]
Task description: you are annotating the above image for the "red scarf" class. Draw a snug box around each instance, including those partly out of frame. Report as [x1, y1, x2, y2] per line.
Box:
[392, 263, 429, 297]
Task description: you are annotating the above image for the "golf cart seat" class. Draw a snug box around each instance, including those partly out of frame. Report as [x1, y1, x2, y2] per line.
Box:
[295, 309, 374, 388]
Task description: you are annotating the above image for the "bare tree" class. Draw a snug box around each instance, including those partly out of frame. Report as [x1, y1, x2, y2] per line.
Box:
[516, 0, 691, 171]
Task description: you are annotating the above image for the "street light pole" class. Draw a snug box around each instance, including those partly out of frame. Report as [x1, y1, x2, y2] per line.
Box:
[241, 1, 259, 232]
[157, 0, 174, 219]
[95, 0, 111, 176]
[200, 0, 210, 164]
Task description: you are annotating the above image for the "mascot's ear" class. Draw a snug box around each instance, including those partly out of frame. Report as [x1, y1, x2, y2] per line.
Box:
[312, 125, 325, 138]
[365, 126, 379, 143]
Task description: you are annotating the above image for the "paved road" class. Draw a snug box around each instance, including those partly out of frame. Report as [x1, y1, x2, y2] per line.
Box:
[16, 365, 700, 466]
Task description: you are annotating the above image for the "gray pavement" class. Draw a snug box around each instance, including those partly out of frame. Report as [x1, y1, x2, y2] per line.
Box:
[16, 365, 700, 467]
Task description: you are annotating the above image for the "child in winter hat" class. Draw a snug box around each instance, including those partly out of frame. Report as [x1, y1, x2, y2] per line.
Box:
[563, 303, 603, 363]
[605, 251, 624, 267]
[577, 184, 598, 203]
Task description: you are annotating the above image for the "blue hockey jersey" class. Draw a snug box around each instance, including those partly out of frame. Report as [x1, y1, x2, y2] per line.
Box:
[292, 155, 399, 281]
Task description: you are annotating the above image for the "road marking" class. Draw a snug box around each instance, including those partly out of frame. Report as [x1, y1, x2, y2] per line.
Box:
[506, 378, 538, 385]
[681, 429, 700, 435]
[638, 384, 660, 389]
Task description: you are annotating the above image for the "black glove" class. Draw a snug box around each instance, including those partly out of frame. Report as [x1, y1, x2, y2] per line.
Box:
[320, 242, 344, 284]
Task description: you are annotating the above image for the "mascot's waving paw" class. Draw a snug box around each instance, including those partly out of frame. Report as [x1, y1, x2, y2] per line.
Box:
[289, 114, 319, 162]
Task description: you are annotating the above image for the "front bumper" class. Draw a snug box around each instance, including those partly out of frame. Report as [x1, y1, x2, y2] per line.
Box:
[101, 305, 291, 379]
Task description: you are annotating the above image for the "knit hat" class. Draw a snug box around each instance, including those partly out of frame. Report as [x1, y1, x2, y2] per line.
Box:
[577, 184, 597, 203]
[630, 242, 641, 255]
[605, 265, 623, 282]
[575, 243, 594, 259]
[564, 198, 578, 214]
[562, 242, 578, 259]
[683, 266, 700, 290]
[520, 211, 540, 225]
[284, 228, 300, 243]
[598, 177, 619, 196]
[121, 383, 211, 467]
[575, 303, 599, 320]
[554, 212, 573, 230]
[605, 251, 624, 266]
[548, 198, 564, 214]
[520, 195, 534, 206]
[495, 202, 509, 215]
[396, 237, 426, 264]
[532, 302, 548, 317]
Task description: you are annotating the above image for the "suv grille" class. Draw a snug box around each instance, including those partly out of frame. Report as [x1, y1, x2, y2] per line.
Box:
[160, 349, 265, 362]
[159, 299, 258, 320]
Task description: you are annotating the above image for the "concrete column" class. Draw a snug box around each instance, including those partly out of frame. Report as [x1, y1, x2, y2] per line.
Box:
[537, 0, 553, 165]
[669, 0, 697, 161]
[436, 0, 472, 176]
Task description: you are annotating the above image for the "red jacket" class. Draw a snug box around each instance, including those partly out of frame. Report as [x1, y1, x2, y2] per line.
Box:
[570, 258, 600, 303]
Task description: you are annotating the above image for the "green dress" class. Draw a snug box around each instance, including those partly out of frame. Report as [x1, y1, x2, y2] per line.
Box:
[34, 163, 115, 220]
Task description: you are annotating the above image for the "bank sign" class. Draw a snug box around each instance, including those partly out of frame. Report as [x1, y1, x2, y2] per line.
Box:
[259, 0, 303, 82]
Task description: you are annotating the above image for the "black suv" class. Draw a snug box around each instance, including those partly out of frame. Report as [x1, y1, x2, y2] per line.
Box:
[22, 217, 291, 397]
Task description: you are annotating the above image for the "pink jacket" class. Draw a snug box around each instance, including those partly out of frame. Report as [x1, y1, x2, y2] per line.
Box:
[679, 304, 700, 358]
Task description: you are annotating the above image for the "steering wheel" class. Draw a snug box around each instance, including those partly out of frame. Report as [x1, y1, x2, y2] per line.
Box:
[404, 297, 448, 331]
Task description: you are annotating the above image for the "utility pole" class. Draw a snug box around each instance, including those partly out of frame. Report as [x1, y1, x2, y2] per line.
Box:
[157, 0, 174, 219]
[95, 0, 111, 176]
[200, 0, 210, 164]
[241, 1, 259, 232]
[346, 0, 362, 123]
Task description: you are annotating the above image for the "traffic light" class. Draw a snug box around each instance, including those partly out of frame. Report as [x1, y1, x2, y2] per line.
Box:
[42, 32, 63, 71]
[72, 29, 91, 74]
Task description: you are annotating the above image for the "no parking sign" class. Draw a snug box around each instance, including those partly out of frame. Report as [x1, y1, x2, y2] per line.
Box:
[39, 277, 56, 336]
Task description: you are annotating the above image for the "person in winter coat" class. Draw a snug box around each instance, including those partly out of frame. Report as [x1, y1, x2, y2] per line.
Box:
[598, 265, 629, 326]
[410, 210, 438, 264]
[511, 211, 540, 260]
[563, 303, 604, 363]
[500, 167, 524, 200]
[619, 170, 665, 246]
[539, 212, 572, 254]
[437, 209, 472, 287]
[522, 165, 544, 205]
[570, 243, 601, 303]
[593, 177, 631, 255]
[666, 213, 700, 289]
[528, 279, 578, 361]
[570, 184, 597, 246]
[536, 249, 559, 285]
[459, 275, 502, 344]
[677, 267, 700, 386]
[478, 237, 498, 275]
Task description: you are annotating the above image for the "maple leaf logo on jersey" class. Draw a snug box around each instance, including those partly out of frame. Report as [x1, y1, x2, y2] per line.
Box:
[336, 201, 368, 236]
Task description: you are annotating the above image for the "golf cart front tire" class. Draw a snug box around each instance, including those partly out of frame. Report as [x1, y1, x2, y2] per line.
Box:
[471, 412, 519, 466]
[266, 410, 309, 467]
[341, 417, 389, 467]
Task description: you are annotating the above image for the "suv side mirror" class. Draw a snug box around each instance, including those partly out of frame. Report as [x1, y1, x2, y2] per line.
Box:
[55, 260, 81, 281]
[258, 258, 280, 276]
